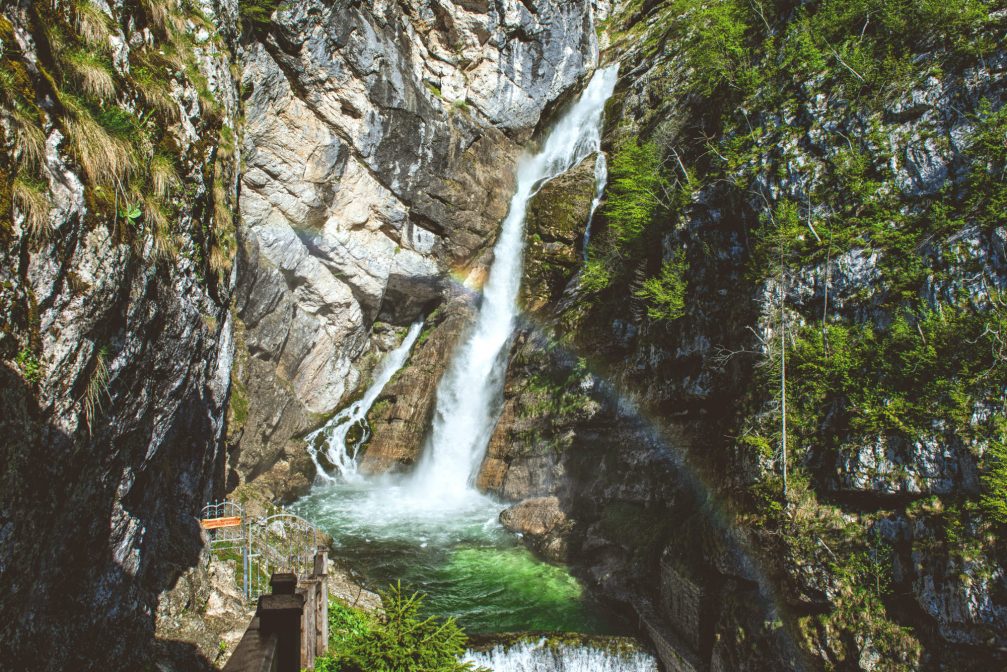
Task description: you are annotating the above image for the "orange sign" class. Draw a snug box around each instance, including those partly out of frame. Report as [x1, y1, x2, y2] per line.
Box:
[200, 516, 242, 529]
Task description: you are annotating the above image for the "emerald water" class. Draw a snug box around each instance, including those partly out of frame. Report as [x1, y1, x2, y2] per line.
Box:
[294, 481, 626, 635]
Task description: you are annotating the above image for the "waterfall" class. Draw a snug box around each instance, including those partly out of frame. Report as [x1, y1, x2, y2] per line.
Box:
[464, 638, 658, 672]
[306, 321, 424, 482]
[582, 151, 608, 259]
[409, 65, 619, 503]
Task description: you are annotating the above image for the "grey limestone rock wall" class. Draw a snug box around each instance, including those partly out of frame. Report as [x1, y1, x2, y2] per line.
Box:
[230, 0, 607, 494]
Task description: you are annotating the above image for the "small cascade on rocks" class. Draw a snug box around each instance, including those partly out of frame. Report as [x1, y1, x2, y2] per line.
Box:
[408, 64, 619, 505]
[582, 151, 608, 258]
[306, 321, 424, 482]
[464, 637, 659, 672]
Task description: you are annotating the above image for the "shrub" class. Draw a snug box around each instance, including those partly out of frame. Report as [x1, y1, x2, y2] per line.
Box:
[315, 584, 485, 672]
[239, 0, 284, 35]
[579, 257, 612, 293]
[602, 139, 666, 247]
[980, 429, 1007, 526]
[635, 249, 687, 322]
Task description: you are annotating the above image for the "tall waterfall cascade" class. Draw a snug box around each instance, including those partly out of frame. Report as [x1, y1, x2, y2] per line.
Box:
[306, 321, 424, 482]
[409, 65, 619, 503]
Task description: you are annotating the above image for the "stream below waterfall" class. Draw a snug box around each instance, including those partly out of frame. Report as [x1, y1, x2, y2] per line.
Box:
[295, 481, 624, 635]
[293, 66, 657, 670]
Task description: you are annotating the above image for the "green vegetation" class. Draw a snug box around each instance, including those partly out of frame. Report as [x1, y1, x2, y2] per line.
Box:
[578, 257, 611, 293]
[980, 430, 1007, 526]
[314, 584, 485, 672]
[579, 139, 673, 303]
[601, 139, 666, 248]
[239, 0, 284, 35]
[14, 349, 42, 384]
[786, 304, 1005, 443]
[814, 532, 923, 669]
[590, 2, 1007, 661]
[229, 377, 250, 427]
[634, 250, 687, 322]
[11, 175, 51, 236]
[0, 0, 236, 287]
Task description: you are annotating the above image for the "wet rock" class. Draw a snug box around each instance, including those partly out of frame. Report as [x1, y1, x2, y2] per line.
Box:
[359, 296, 474, 473]
[521, 155, 598, 313]
[500, 496, 574, 562]
[233, 0, 601, 491]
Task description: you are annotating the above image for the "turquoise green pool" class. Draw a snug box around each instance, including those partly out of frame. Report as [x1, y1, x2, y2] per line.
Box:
[293, 481, 626, 634]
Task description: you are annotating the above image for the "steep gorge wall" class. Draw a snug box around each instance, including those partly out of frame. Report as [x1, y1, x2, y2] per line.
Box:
[0, 0, 240, 668]
[228, 0, 607, 497]
[480, 1, 1007, 671]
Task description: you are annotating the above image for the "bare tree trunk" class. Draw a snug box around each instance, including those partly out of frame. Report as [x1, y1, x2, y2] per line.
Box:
[780, 237, 788, 500]
[822, 228, 832, 356]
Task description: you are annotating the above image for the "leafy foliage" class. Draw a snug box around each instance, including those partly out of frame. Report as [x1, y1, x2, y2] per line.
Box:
[579, 257, 611, 293]
[314, 584, 485, 672]
[980, 429, 1007, 526]
[15, 349, 43, 384]
[635, 250, 687, 322]
[602, 139, 666, 247]
[786, 303, 1005, 446]
[239, 0, 284, 35]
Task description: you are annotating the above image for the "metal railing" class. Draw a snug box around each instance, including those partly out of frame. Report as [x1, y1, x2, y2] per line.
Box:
[200, 501, 323, 603]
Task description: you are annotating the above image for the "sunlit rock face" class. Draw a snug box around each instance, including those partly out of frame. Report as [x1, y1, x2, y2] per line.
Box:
[0, 1, 240, 669]
[231, 0, 604, 492]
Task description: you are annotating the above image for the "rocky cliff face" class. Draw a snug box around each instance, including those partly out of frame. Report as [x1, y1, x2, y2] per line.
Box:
[228, 0, 607, 497]
[473, 2, 1007, 671]
[5, 1, 1006, 670]
[0, 0, 240, 669]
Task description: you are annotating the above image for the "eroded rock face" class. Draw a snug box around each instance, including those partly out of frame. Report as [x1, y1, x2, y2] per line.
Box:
[155, 552, 254, 670]
[0, 1, 240, 668]
[831, 430, 981, 498]
[520, 154, 597, 313]
[232, 0, 604, 494]
[360, 295, 474, 474]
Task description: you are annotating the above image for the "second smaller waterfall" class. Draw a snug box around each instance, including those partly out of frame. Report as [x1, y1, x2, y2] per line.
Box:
[306, 321, 424, 482]
[582, 152, 608, 258]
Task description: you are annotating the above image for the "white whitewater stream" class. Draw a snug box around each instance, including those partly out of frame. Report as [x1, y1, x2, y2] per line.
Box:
[466, 638, 658, 672]
[305, 321, 424, 482]
[582, 152, 608, 258]
[408, 64, 619, 504]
